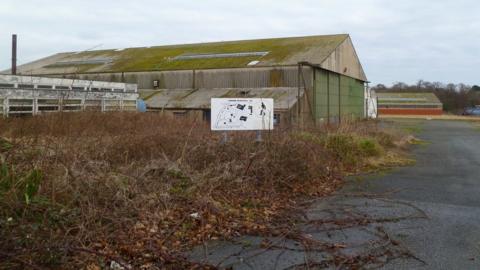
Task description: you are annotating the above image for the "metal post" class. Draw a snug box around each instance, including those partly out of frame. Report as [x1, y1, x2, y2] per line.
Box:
[313, 68, 316, 125]
[11, 34, 17, 75]
[297, 64, 302, 128]
[220, 132, 228, 144]
[59, 96, 63, 113]
[82, 96, 86, 111]
[3, 98, 8, 117]
[33, 98, 38, 115]
[255, 130, 262, 142]
[299, 65, 313, 126]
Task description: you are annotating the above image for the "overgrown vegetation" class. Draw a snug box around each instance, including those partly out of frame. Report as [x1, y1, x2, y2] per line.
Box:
[0, 113, 411, 269]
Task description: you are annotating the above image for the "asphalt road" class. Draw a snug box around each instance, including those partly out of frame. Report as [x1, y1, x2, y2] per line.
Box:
[189, 120, 480, 269]
[350, 119, 480, 269]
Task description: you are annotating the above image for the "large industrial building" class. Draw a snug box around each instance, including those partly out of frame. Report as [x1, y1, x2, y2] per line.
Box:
[7, 34, 368, 125]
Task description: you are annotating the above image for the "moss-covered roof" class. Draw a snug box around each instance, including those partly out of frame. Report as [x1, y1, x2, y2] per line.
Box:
[377, 92, 442, 105]
[15, 34, 349, 74]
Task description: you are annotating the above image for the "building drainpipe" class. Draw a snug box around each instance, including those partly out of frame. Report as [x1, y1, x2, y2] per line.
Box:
[365, 82, 369, 118]
[313, 68, 316, 126]
[338, 75, 341, 124]
[327, 72, 330, 125]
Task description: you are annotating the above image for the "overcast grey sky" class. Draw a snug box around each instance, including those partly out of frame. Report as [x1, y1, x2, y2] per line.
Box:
[0, 0, 479, 85]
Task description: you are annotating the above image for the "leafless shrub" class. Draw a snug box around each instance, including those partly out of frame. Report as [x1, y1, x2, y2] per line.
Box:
[0, 112, 407, 269]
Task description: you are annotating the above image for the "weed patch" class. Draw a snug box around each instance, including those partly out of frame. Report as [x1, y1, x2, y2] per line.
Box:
[0, 137, 12, 152]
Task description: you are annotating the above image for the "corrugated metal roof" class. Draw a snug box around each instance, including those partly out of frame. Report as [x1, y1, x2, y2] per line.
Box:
[12, 34, 349, 74]
[142, 88, 303, 110]
[377, 92, 442, 106]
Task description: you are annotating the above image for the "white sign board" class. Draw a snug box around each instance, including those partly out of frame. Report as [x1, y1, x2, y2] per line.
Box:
[211, 98, 274, 131]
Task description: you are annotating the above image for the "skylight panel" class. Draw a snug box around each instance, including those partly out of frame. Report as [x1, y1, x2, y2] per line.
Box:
[247, 60, 260, 66]
[51, 58, 112, 66]
[173, 51, 269, 60]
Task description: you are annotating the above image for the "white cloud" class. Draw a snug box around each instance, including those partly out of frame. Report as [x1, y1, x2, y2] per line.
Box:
[0, 0, 479, 85]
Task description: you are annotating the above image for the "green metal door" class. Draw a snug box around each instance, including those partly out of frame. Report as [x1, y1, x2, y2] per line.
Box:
[314, 68, 365, 123]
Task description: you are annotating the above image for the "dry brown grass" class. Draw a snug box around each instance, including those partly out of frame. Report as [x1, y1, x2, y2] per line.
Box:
[0, 113, 408, 269]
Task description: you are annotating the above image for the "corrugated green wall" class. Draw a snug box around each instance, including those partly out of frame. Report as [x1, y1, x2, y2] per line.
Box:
[314, 69, 364, 122]
[339, 75, 365, 117]
[328, 73, 340, 120]
[314, 70, 329, 120]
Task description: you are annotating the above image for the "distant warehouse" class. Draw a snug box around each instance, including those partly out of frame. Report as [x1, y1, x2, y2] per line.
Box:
[377, 92, 443, 116]
[7, 34, 370, 125]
